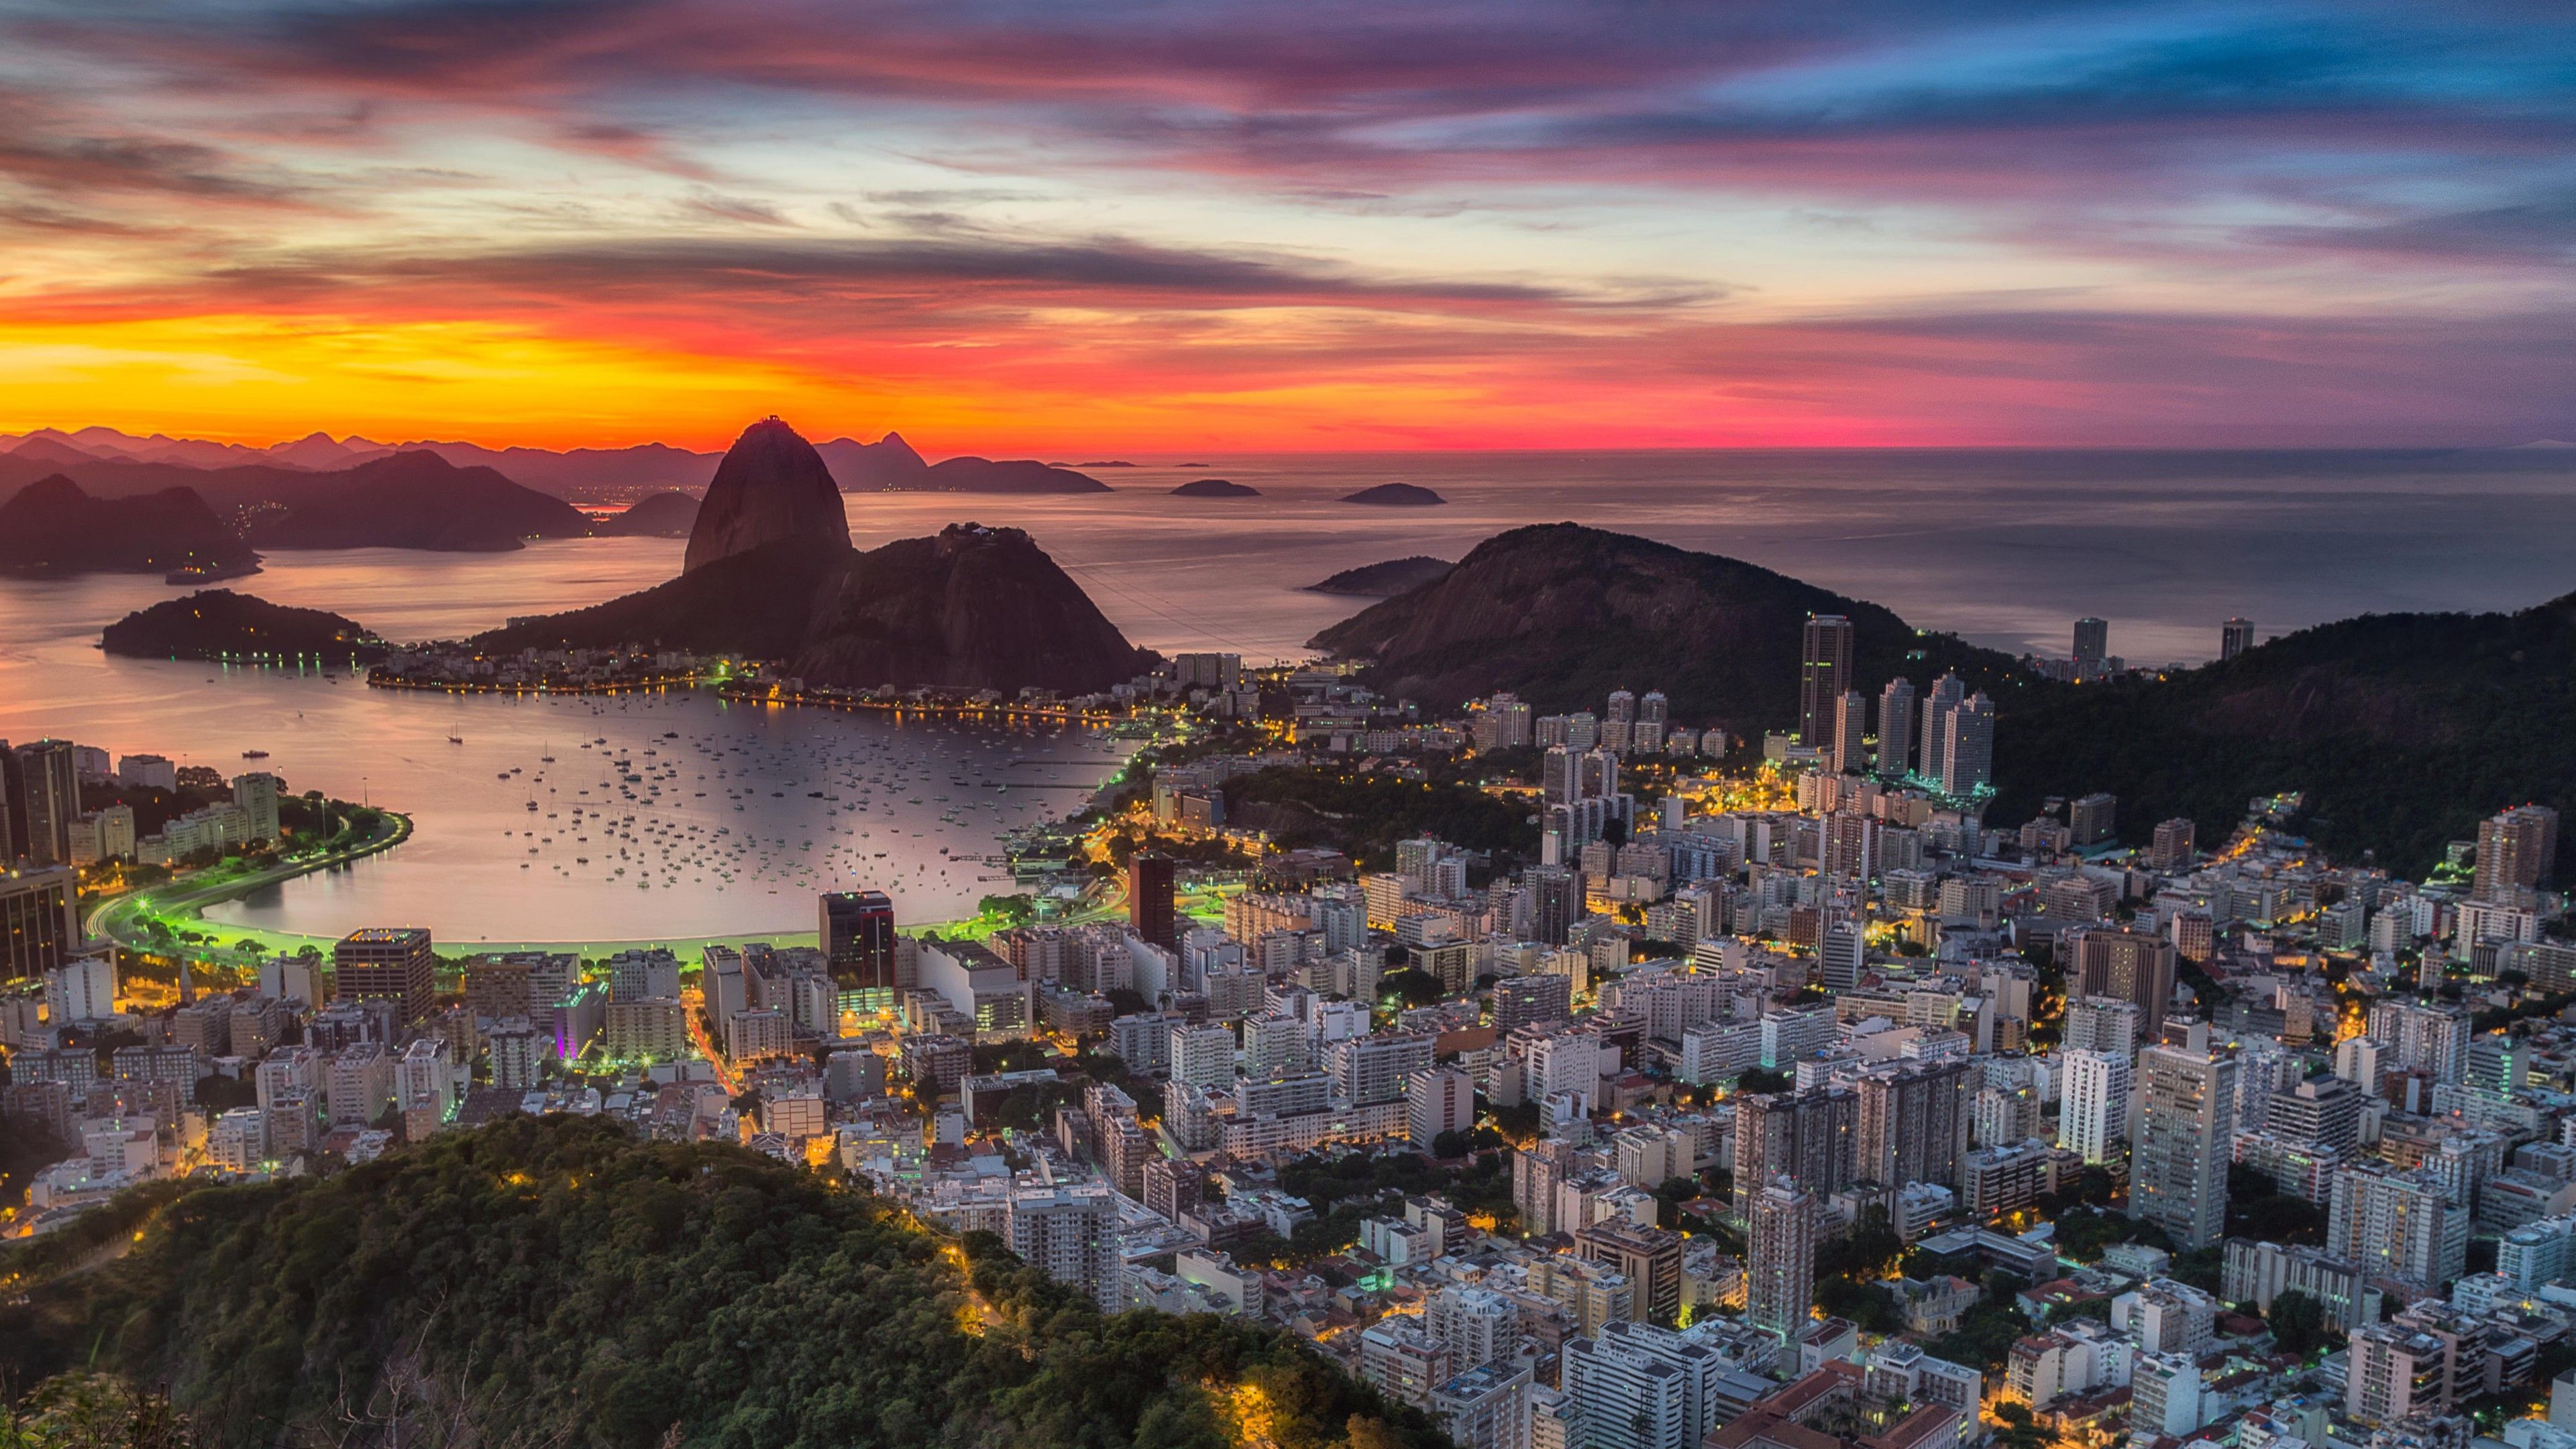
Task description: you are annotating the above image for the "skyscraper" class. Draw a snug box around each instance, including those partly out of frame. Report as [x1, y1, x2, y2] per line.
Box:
[1917, 674, 1966, 784]
[1128, 851, 1176, 948]
[821, 888, 896, 1000]
[1799, 614, 1854, 747]
[1831, 690, 1868, 775]
[233, 771, 282, 844]
[1, 865, 81, 984]
[334, 926, 436, 1022]
[12, 741, 78, 867]
[1732, 1086, 1858, 1211]
[1529, 866, 1584, 947]
[1937, 692, 1994, 798]
[2220, 618, 2256, 661]
[1876, 677, 1916, 780]
[2060, 1049, 2132, 1165]
[2150, 818, 2197, 871]
[2073, 617, 2108, 678]
[2130, 1045, 2238, 1249]
[2072, 927, 2180, 1042]
[2475, 804, 2560, 901]
[1855, 1059, 1971, 1189]
[1747, 1177, 1817, 1342]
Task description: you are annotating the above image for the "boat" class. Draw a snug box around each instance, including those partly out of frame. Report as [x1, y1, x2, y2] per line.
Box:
[448, 735, 464, 744]
[241, 749, 270, 759]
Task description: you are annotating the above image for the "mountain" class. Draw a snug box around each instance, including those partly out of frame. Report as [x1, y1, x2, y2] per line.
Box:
[1305, 555, 1454, 596]
[0, 1117, 1443, 1449]
[1171, 478, 1260, 498]
[1992, 594, 2576, 875]
[0, 476, 256, 576]
[474, 539, 849, 659]
[247, 451, 592, 551]
[684, 418, 851, 572]
[1341, 483, 1446, 506]
[1309, 523, 2028, 733]
[101, 590, 386, 663]
[920, 457, 1109, 493]
[264, 431, 393, 469]
[790, 524, 1156, 693]
[816, 431, 930, 488]
[594, 489, 702, 537]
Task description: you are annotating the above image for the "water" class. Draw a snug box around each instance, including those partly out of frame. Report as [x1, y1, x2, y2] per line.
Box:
[5, 448, 2573, 943]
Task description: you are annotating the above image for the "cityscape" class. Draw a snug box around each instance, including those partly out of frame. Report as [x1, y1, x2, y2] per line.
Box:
[4, 0, 2576, 1446]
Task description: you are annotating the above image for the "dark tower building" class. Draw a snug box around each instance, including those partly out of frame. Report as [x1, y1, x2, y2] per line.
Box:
[1799, 614, 1854, 747]
[335, 926, 436, 1022]
[822, 889, 897, 1004]
[1129, 852, 1176, 949]
[12, 740, 77, 867]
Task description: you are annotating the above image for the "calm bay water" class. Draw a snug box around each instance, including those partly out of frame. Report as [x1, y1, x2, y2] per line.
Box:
[3, 447, 2571, 943]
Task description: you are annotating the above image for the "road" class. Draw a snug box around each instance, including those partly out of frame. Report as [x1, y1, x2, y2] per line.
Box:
[87, 810, 415, 967]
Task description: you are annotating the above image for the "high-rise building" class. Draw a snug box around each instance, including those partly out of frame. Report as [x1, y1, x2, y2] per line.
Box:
[1876, 678, 1916, 780]
[1817, 920, 1864, 990]
[2060, 1049, 2131, 1165]
[2475, 805, 2560, 901]
[2326, 1164, 2468, 1292]
[820, 889, 896, 1000]
[1529, 867, 1584, 947]
[1562, 1321, 1729, 1449]
[2149, 818, 2197, 871]
[1128, 852, 1176, 949]
[2063, 996, 2141, 1057]
[2129, 1045, 2237, 1249]
[232, 771, 283, 844]
[1576, 1222, 1684, 1328]
[2072, 617, 2108, 678]
[1855, 1059, 1970, 1190]
[12, 741, 78, 867]
[1747, 1177, 1818, 1342]
[2067, 793, 2117, 847]
[1732, 1087, 1858, 1210]
[2345, 1322, 2455, 1427]
[1937, 692, 1994, 798]
[2220, 618, 2256, 661]
[1409, 1064, 1476, 1148]
[1917, 674, 1966, 784]
[1831, 690, 1868, 775]
[334, 926, 435, 1022]
[2, 865, 81, 984]
[2072, 928, 2178, 1042]
[1008, 1181, 1121, 1312]
[1799, 615, 1854, 747]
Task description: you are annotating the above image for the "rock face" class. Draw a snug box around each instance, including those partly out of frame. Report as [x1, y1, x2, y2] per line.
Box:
[1340, 482, 1446, 506]
[1171, 478, 1260, 498]
[250, 451, 591, 551]
[792, 525, 1154, 693]
[0, 475, 256, 575]
[1308, 522, 2021, 730]
[1305, 555, 1452, 596]
[103, 590, 386, 663]
[595, 490, 702, 537]
[684, 418, 850, 573]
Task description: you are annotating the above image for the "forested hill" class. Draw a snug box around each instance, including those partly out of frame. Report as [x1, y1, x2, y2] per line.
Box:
[0, 1117, 1446, 1449]
[1992, 591, 2576, 875]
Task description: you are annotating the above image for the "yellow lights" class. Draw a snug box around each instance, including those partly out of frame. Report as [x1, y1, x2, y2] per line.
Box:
[1215, 1382, 1278, 1449]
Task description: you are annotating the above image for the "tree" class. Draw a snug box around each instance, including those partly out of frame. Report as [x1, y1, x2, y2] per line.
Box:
[2267, 1289, 2332, 1356]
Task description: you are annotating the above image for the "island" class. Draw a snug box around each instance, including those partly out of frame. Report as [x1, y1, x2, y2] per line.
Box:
[0, 475, 259, 576]
[1339, 482, 1448, 506]
[100, 589, 389, 665]
[592, 489, 701, 537]
[1170, 478, 1261, 498]
[1304, 555, 1454, 596]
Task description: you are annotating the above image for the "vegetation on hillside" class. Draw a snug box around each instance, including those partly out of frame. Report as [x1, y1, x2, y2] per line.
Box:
[0, 1117, 1446, 1449]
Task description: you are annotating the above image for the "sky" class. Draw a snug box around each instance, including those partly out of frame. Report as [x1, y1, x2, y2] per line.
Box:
[1, 0, 2573, 452]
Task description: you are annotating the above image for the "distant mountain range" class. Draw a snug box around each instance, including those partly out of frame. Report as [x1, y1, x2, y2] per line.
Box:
[0, 425, 1110, 501]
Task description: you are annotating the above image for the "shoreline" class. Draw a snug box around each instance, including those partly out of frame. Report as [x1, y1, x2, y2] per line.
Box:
[87, 808, 418, 969]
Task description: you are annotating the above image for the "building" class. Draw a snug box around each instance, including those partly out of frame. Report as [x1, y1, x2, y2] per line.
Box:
[232, 771, 282, 843]
[1409, 1065, 1475, 1148]
[2475, 806, 2560, 902]
[2220, 619, 2255, 661]
[2067, 793, 2116, 847]
[1733, 1087, 1859, 1210]
[2072, 617, 2108, 677]
[1831, 690, 1869, 775]
[1748, 1177, 1818, 1342]
[1128, 852, 1177, 949]
[1578, 1222, 1685, 1327]
[2221, 1238, 2367, 1328]
[1856, 1060, 1970, 1192]
[334, 927, 435, 1022]
[2326, 1164, 2468, 1293]
[1936, 694, 1994, 798]
[1, 865, 81, 984]
[2060, 1049, 2132, 1165]
[1877, 678, 1917, 780]
[2347, 1323, 2456, 1426]
[2151, 818, 2197, 871]
[1562, 1320, 1729, 1449]
[605, 998, 689, 1062]
[11, 741, 78, 866]
[1007, 1181, 1120, 1312]
[2071, 929, 2177, 1042]
[1799, 615, 1854, 747]
[820, 889, 896, 1001]
[2129, 1045, 2237, 1249]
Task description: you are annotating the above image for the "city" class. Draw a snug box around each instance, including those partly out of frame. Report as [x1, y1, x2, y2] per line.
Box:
[7, 610, 2570, 1449]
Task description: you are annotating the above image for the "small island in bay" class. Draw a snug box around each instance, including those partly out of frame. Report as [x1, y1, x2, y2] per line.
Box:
[1303, 555, 1454, 596]
[1340, 482, 1447, 506]
[101, 589, 390, 664]
[593, 489, 701, 537]
[1171, 478, 1260, 498]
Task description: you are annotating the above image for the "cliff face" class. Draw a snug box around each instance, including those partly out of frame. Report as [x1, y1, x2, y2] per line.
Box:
[1309, 522, 2024, 729]
[792, 524, 1153, 692]
[684, 418, 851, 573]
[0, 475, 255, 574]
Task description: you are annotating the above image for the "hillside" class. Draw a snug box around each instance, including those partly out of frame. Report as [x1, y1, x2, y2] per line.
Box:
[1309, 523, 2029, 733]
[593, 490, 701, 537]
[1992, 594, 2576, 875]
[1306, 557, 1454, 597]
[101, 590, 387, 664]
[0, 476, 257, 576]
[0, 1117, 1442, 1449]
[472, 539, 847, 658]
[247, 451, 592, 551]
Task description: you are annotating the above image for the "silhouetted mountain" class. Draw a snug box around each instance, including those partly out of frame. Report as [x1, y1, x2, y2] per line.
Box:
[0, 476, 256, 576]
[920, 457, 1109, 493]
[790, 525, 1155, 693]
[1309, 523, 2026, 733]
[1305, 556, 1453, 596]
[247, 451, 592, 551]
[1342, 482, 1446, 506]
[684, 418, 850, 572]
[815, 432, 930, 489]
[474, 540, 847, 659]
[101, 590, 386, 663]
[1171, 478, 1260, 498]
[1992, 594, 2576, 875]
[593, 490, 702, 537]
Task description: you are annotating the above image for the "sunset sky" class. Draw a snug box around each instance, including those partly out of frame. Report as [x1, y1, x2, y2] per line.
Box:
[3, 0, 2572, 451]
